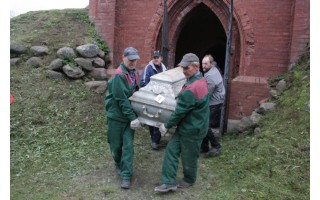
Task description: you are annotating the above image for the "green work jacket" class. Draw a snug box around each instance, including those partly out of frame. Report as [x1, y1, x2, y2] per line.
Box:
[165, 73, 210, 139]
[105, 63, 140, 122]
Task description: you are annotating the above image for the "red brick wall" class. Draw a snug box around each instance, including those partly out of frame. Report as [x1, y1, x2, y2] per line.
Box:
[289, 0, 310, 67]
[237, 0, 295, 77]
[113, 0, 159, 68]
[91, 0, 117, 61]
[88, 0, 97, 22]
[89, 0, 309, 119]
[228, 76, 270, 119]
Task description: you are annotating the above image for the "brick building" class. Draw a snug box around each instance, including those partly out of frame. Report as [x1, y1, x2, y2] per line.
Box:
[89, 0, 310, 120]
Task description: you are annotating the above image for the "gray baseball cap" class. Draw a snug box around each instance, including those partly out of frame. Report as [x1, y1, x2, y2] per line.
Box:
[178, 53, 199, 67]
[123, 47, 140, 60]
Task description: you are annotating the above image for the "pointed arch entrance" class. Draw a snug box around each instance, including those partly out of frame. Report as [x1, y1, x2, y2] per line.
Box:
[174, 4, 227, 73]
[145, 0, 248, 120]
[151, 0, 241, 78]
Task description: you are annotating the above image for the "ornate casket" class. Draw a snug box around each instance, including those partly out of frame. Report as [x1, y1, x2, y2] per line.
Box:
[129, 67, 186, 127]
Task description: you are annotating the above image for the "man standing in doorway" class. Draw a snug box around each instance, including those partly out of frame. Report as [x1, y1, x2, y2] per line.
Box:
[105, 47, 141, 189]
[201, 54, 225, 157]
[154, 53, 209, 193]
[140, 50, 167, 150]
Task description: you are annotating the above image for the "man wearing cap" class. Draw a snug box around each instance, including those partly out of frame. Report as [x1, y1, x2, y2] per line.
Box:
[105, 47, 141, 189]
[154, 53, 209, 193]
[200, 54, 224, 157]
[140, 50, 167, 150]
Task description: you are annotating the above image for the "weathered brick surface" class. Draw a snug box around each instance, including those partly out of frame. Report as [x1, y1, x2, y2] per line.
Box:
[228, 76, 270, 119]
[289, 0, 310, 68]
[89, 0, 309, 119]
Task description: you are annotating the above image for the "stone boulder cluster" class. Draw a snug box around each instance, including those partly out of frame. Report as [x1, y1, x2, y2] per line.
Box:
[10, 43, 115, 94]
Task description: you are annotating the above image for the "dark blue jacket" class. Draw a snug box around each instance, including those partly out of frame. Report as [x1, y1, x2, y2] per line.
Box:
[140, 61, 166, 87]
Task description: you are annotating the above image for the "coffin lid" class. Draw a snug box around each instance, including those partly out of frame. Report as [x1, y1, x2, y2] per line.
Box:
[150, 66, 185, 83]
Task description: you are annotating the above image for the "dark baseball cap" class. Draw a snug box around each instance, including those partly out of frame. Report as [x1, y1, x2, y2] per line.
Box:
[123, 47, 140, 60]
[153, 50, 161, 57]
[178, 53, 199, 67]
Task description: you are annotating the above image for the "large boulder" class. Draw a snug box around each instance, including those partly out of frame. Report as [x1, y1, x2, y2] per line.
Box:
[91, 57, 105, 68]
[47, 58, 64, 71]
[46, 70, 66, 80]
[236, 116, 254, 133]
[62, 64, 85, 79]
[57, 47, 76, 59]
[74, 58, 93, 71]
[30, 45, 49, 56]
[276, 80, 286, 93]
[257, 102, 276, 114]
[26, 57, 43, 68]
[76, 44, 100, 58]
[10, 58, 21, 66]
[10, 43, 26, 56]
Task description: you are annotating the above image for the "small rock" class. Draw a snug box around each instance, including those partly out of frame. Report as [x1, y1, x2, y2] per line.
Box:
[26, 57, 43, 68]
[276, 80, 286, 92]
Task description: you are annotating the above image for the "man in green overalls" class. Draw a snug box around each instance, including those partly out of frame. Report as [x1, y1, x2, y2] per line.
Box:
[154, 53, 210, 192]
[105, 47, 141, 189]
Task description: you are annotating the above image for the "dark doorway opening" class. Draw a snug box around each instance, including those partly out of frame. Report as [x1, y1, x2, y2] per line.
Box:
[175, 3, 226, 74]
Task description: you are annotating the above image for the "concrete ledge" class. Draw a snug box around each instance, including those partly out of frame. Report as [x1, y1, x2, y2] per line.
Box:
[232, 76, 268, 84]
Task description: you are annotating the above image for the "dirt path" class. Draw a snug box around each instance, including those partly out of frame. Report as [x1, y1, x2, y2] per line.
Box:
[68, 128, 216, 200]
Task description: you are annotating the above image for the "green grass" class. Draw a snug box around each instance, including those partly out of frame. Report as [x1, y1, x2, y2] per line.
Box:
[203, 46, 310, 199]
[10, 9, 309, 200]
[10, 66, 107, 199]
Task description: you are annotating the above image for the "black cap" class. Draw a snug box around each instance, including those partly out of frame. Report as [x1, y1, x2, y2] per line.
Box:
[153, 50, 161, 57]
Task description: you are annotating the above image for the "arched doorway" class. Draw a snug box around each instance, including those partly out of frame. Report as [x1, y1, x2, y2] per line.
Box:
[174, 4, 226, 73]
[150, 0, 245, 119]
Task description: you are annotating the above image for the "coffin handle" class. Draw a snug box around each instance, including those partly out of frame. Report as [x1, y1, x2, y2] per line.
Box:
[142, 105, 161, 118]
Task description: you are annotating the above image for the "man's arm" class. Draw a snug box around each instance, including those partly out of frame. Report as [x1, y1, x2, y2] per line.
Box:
[140, 66, 151, 87]
[205, 73, 215, 97]
[165, 90, 195, 129]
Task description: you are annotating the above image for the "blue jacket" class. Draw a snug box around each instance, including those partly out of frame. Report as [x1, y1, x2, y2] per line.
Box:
[140, 60, 166, 87]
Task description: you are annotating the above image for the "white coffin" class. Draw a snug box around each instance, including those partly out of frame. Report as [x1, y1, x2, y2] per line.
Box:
[129, 67, 186, 127]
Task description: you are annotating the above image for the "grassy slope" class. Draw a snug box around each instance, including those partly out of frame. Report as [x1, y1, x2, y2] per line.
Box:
[10, 9, 309, 200]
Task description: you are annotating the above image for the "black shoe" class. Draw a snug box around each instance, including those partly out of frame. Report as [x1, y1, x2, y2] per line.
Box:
[121, 179, 131, 189]
[200, 148, 209, 153]
[177, 180, 192, 189]
[151, 142, 158, 150]
[205, 147, 221, 157]
[154, 183, 177, 193]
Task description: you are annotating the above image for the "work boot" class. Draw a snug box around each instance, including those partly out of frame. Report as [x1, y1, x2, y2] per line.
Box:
[151, 142, 158, 150]
[121, 179, 131, 189]
[177, 180, 192, 189]
[200, 148, 209, 153]
[205, 147, 221, 157]
[154, 183, 177, 193]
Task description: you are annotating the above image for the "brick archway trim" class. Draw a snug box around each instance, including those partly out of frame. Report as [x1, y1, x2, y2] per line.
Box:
[144, 0, 255, 74]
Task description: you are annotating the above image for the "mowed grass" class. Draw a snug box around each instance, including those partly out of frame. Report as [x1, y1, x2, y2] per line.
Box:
[10, 9, 310, 200]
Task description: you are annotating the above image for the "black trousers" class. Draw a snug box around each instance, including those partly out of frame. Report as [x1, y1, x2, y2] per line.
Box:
[149, 126, 161, 144]
[201, 104, 222, 151]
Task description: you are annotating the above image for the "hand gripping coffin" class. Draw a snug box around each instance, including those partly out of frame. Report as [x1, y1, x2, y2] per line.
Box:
[129, 67, 186, 127]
